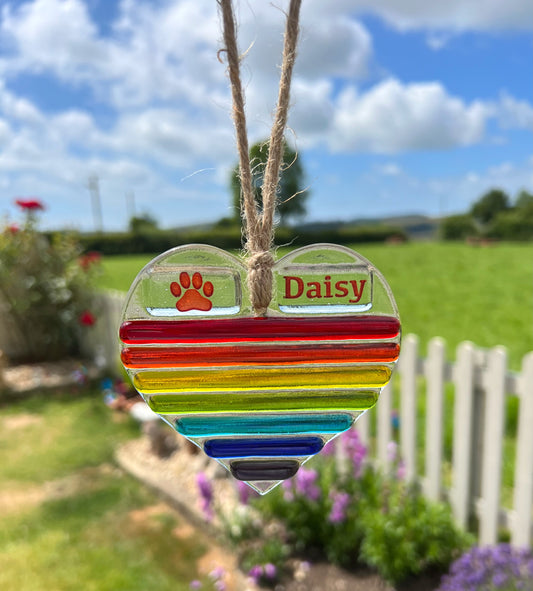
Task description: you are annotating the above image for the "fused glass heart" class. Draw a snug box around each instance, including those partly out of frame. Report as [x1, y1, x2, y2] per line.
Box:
[119, 244, 400, 494]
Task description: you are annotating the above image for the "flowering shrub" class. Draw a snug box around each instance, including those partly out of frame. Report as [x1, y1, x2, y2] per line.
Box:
[437, 544, 533, 591]
[0, 199, 100, 361]
[196, 472, 214, 522]
[248, 562, 278, 586]
[14, 198, 45, 211]
[207, 428, 473, 586]
[189, 565, 228, 591]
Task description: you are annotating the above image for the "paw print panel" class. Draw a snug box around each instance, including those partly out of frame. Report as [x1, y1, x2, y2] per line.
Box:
[170, 272, 214, 311]
[119, 244, 401, 494]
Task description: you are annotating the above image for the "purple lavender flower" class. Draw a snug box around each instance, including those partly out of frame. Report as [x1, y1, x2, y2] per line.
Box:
[437, 544, 533, 591]
[196, 471, 214, 521]
[328, 491, 351, 524]
[209, 566, 225, 580]
[341, 428, 367, 478]
[282, 479, 294, 501]
[396, 459, 406, 480]
[321, 439, 336, 456]
[214, 581, 226, 591]
[295, 467, 320, 501]
[492, 572, 508, 587]
[264, 563, 277, 579]
[386, 440, 398, 463]
[189, 581, 202, 590]
[248, 564, 264, 584]
[236, 480, 258, 505]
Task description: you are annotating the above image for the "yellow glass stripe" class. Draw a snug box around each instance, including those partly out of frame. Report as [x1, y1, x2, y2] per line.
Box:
[133, 365, 391, 394]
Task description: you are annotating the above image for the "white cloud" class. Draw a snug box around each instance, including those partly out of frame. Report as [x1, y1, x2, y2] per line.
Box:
[297, 16, 372, 79]
[106, 109, 235, 167]
[0, 0, 531, 230]
[288, 79, 334, 147]
[1, 0, 107, 77]
[0, 0, 374, 111]
[329, 79, 489, 153]
[306, 0, 533, 32]
[0, 118, 11, 147]
[425, 32, 453, 50]
[2, 0, 527, 165]
[0, 0, 226, 110]
[0, 82, 42, 125]
[444, 158, 533, 212]
[495, 93, 533, 129]
[378, 163, 403, 176]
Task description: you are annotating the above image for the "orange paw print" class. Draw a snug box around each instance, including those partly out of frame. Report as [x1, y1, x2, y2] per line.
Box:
[170, 272, 214, 312]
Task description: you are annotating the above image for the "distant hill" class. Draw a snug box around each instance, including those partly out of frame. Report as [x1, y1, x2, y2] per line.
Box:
[294, 214, 438, 240]
[166, 213, 439, 241]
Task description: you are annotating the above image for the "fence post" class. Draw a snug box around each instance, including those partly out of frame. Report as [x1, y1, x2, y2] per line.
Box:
[400, 334, 418, 482]
[105, 291, 126, 371]
[451, 341, 475, 529]
[424, 337, 445, 501]
[356, 409, 370, 447]
[512, 351, 533, 547]
[479, 346, 507, 545]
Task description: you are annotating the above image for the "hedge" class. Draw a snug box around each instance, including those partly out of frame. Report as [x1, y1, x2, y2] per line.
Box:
[73, 225, 407, 256]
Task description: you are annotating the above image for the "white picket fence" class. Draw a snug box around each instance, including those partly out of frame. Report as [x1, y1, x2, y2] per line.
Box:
[357, 335, 533, 548]
[1, 290, 532, 547]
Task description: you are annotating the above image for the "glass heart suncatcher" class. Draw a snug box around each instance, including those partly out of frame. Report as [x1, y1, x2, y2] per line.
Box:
[119, 243, 401, 494]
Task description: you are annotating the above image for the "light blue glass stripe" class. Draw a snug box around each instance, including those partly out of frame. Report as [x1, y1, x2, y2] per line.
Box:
[176, 413, 353, 438]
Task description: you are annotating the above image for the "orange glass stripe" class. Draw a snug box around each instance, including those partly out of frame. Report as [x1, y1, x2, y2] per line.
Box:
[121, 342, 400, 368]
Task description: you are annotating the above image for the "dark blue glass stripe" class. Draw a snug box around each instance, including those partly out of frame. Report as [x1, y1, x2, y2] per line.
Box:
[230, 459, 299, 481]
[176, 414, 352, 437]
[204, 436, 324, 459]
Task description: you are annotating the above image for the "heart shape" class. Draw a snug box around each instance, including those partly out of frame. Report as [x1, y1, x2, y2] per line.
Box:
[119, 244, 400, 494]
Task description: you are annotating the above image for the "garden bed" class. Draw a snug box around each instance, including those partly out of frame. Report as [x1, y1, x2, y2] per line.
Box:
[116, 435, 445, 591]
[1, 358, 102, 395]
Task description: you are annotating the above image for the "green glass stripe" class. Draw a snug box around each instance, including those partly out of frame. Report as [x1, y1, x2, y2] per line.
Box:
[147, 390, 379, 414]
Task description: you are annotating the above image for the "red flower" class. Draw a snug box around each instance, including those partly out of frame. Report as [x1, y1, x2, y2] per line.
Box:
[7, 224, 19, 234]
[79, 251, 102, 270]
[79, 310, 96, 326]
[15, 198, 45, 211]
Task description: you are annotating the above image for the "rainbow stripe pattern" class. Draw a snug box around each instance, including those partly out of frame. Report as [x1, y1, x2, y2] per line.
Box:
[119, 244, 401, 494]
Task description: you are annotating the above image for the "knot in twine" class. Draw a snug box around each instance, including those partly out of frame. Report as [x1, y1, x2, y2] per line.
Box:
[247, 251, 275, 316]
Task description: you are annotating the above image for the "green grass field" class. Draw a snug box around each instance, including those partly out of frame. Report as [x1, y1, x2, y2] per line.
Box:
[99, 242, 532, 369]
[0, 391, 208, 591]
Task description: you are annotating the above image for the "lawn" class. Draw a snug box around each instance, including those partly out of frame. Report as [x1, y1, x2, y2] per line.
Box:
[0, 390, 210, 591]
[98, 242, 533, 368]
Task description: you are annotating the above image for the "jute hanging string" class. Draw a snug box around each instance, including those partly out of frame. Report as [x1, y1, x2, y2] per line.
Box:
[218, 0, 302, 316]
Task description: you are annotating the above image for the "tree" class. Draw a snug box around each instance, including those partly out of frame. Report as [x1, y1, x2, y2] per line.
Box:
[230, 139, 308, 225]
[440, 214, 478, 240]
[470, 189, 510, 225]
[515, 189, 533, 211]
[129, 213, 159, 234]
[487, 209, 533, 241]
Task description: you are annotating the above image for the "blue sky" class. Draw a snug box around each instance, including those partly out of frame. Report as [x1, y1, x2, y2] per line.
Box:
[0, 0, 531, 231]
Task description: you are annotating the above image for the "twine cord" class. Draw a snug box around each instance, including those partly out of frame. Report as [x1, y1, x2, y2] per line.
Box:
[218, 0, 302, 315]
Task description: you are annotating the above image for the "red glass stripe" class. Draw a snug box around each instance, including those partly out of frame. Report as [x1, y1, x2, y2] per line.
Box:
[121, 342, 400, 368]
[119, 316, 400, 345]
